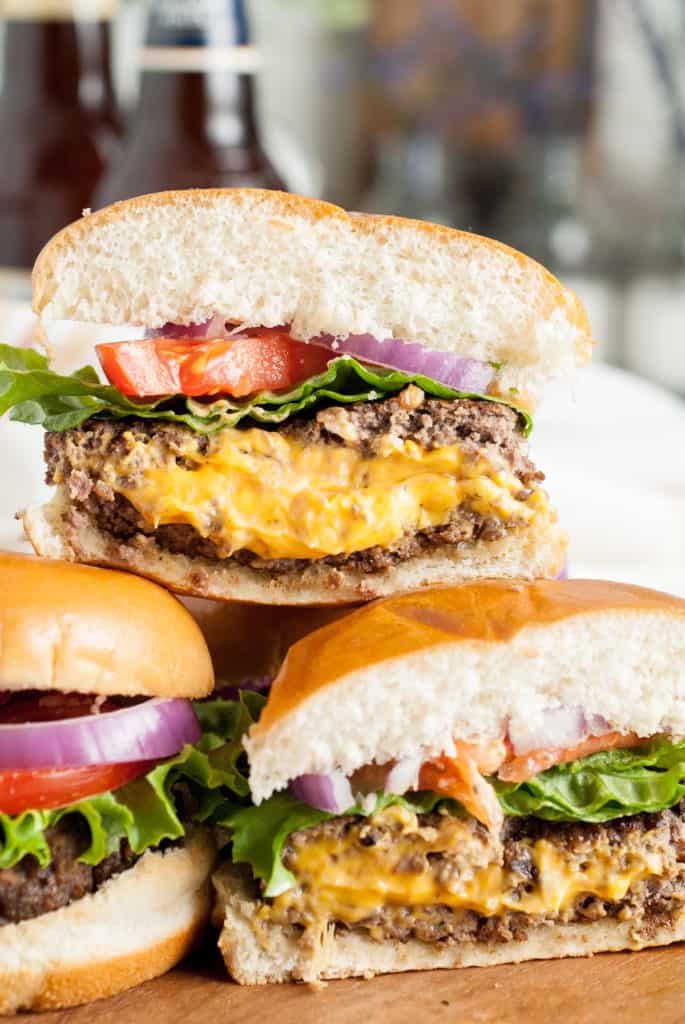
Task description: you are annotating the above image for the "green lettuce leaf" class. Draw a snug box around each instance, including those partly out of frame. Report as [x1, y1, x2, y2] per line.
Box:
[0, 692, 262, 870]
[214, 790, 447, 897]
[0, 344, 531, 435]
[494, 736, 685, 823]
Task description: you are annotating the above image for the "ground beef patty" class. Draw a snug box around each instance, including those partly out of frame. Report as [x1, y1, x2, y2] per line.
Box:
[273, 805, 685, 946]
[0, 816, 137, 926]
[44, 391, 542, 575]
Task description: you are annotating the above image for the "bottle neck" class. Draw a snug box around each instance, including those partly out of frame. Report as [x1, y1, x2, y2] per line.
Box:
[1, 19, 115, 112]
[136, 70, 260, 148]
[137, 0, 263, 147]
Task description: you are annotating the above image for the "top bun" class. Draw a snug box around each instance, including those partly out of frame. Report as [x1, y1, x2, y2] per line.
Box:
[245, 579, 685, 803]
[32, 189, 594, 403]
[0, 552, 214, 699]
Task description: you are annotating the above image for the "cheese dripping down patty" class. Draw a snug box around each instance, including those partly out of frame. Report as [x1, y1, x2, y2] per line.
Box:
[264, 806, 667, 931]
[95, 426, 552, 562]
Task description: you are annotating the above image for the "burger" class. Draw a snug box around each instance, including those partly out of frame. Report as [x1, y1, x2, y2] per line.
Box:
[0, 189, 592, 604]
[211, 579, 685, 983]
[0, 551, 243, 1012]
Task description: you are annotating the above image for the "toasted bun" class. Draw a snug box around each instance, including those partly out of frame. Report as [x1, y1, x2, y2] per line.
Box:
[244, 579, 685, 803]
[0, 828, 215, 1013]
[32, 189, 594, 402]
[0, 551, 214, 698]
[213, 862, 685, 984]
[179, 597, 354, 687]
[22, 490, 567, 608]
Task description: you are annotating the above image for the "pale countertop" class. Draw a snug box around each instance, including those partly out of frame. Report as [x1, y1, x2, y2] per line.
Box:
[1, 313, 683, 597]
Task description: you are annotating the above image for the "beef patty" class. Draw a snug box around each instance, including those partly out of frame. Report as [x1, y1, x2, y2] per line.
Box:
[0, 816, 138, 926]
[44, 392, 542, 575]
[271, 805, 685, 946]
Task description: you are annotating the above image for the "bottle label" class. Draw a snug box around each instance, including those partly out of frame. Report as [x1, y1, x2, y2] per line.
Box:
[140, 45, 262, 73]
[141, 0, 260, 73]
[3, 0, 118, 18]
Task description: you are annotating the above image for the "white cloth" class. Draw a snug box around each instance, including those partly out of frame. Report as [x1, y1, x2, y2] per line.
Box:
[533, 365, 685, 595]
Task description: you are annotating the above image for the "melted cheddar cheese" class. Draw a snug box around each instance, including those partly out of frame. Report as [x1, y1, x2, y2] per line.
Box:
[266, 807, 665, 930]
[109, 428, 550, 561]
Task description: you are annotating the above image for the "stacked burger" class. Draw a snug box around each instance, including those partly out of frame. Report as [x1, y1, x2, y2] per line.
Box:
[0, 552, 222, 1011]
[4, 189, 683, 993]
[3, 189, 587, 596]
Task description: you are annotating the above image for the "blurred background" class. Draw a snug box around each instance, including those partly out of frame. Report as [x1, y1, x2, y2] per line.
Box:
[0, 0, 683, 590]
[1, 0, 684, 385]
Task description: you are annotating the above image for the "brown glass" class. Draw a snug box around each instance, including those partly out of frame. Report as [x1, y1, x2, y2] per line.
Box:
[96, 64, 286, 205]
[0, 20, 120, 269]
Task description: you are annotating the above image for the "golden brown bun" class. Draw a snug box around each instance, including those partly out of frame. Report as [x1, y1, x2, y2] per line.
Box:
[245, 579, 685, 803]
[256, 578, 685, 733]
[180, 597, 354, 687]
[0, 829, 215, 1014]
[31, 188, 594, 404]
[0, 551, 214, 698]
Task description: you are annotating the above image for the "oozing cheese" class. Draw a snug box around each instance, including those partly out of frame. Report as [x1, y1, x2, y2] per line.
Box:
[112, 428, 550, 561]
[267, 807, 665, 929]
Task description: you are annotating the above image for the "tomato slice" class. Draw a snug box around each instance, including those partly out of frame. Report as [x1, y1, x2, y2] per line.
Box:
[419, 741, 505, 833]
[97, 328, 333, 399]
[0, 761, 156, 815]
[497, 732, 643, 784]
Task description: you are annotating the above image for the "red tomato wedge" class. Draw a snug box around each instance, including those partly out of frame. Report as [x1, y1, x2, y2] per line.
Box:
[419, 741, 505, 833]
[0, 760, 156, 815]
[96, 328, 333, 399]
[497, 732, 643, 784]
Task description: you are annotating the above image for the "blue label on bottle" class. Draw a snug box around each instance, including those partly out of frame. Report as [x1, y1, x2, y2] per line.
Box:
[146, 0, 249, 47]
[142, 0, 261, 72]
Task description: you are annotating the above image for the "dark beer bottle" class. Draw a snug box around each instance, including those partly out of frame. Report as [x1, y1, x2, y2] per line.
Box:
[96, 0, 286, 205]
[0, 0, 120, 277]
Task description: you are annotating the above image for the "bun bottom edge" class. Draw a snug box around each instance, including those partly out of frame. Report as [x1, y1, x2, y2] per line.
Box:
[213, 863, 685, 984]
[23, 491, 567, 607]
[0, 830, 216, 1013]
[0, 918, 206, 1013]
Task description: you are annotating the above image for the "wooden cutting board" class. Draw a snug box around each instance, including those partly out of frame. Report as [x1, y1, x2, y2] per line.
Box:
[19, 936, 685, 1024]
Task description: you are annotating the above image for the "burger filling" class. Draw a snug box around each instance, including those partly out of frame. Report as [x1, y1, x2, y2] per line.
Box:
[44, 388, 550, 573]
[1, 335, 549, 579]
[0, 691, 260, 925]
[214, 709, 685, 955]
[266, 805, 685, 945]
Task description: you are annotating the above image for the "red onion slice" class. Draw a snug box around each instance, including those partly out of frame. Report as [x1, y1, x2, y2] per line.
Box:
[585, 712, 611, 736]
[290, 771, 354, 814]
[0, 698, 201, 770]
[384, 755, 422, 795]
[313, 334, 494, 392]
[147, 315, 229, 340]
[509, 706, 612, 756]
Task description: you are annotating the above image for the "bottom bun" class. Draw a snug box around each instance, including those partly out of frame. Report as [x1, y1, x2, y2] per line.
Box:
[0, 829, 216, 1013]
[213, 863, 685, 985]
[22, 490, 567, 606]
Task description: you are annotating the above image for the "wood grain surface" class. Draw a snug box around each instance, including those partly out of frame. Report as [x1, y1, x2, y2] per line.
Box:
[18, 934, 685, 1024]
